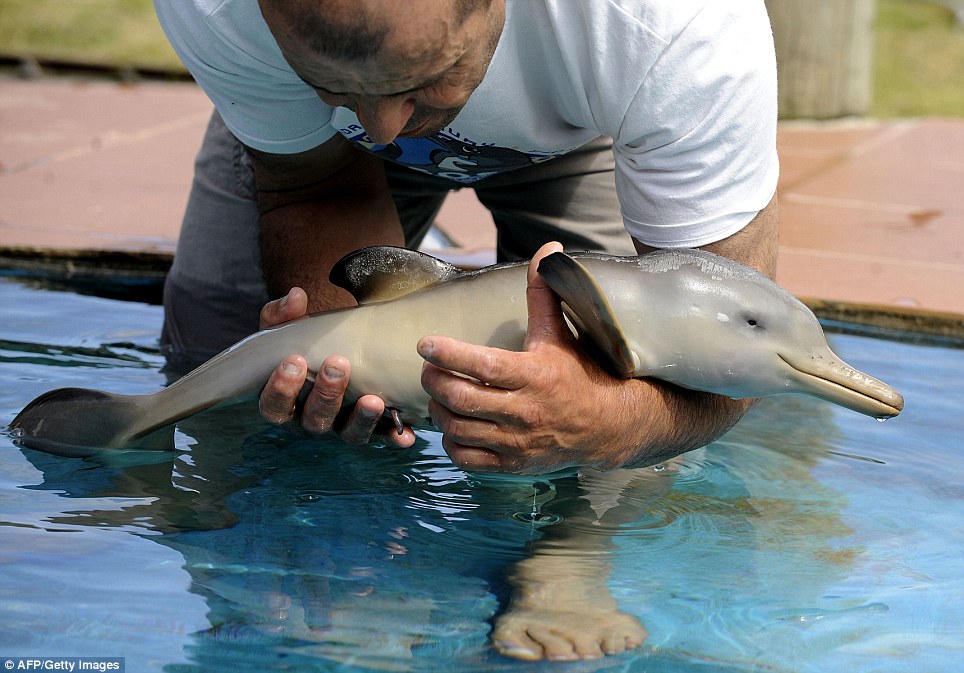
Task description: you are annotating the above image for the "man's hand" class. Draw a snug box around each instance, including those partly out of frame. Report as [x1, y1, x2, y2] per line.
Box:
[419, 242, 665, 474]
[256, 287, 417, 447]
[418, 196, 780, 475]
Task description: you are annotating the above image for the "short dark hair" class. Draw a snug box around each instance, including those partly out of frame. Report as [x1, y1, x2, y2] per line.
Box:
[264, 0, 493, 62]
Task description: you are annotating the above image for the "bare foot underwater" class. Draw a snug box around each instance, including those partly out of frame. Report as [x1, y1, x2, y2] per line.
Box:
[493, 554, 647, 661]
[492, 465, 675, 661]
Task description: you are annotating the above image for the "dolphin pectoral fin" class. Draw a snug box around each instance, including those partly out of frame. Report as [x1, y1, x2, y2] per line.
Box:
[329, 246, 461, 304]
[538, 252, 638, 377]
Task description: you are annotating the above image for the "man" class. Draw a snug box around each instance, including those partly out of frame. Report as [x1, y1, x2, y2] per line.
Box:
[155, 0, 779, 659]
[156, 0, 779, 472]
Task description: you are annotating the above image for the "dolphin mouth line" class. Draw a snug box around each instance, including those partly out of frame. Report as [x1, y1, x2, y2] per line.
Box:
[778, 354, 902, 418]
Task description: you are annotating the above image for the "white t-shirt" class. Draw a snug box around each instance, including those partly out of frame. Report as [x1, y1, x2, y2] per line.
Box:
[155, 0, 779, 248]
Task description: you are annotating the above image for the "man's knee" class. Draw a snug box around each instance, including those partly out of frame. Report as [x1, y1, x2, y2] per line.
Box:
[161, 273, 266, 373]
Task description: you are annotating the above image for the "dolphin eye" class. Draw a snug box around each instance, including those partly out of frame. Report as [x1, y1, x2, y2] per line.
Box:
[747, 319, 758, 327]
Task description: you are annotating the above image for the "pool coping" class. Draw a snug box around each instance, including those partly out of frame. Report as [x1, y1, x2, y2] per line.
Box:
[2, 76, 962, 330]
[4, 245, 963, 343]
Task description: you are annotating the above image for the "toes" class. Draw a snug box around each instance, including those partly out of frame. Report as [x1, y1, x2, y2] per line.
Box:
[569, 632, 606, 660]
[600, 622, 647, 655]
[492, 631, 543, 661]
[494, 610, 647, 661]
[524, 627, 587, 661]
[494, 641, 543, 661]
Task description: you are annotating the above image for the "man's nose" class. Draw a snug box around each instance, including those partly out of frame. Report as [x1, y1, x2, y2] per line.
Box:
[356, 96, 416, 144]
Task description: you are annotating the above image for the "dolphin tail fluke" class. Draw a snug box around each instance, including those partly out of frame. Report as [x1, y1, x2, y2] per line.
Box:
[9, 387, 175, 457]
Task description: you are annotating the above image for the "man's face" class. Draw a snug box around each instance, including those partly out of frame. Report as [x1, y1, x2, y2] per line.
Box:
[262, 0, 506, 145]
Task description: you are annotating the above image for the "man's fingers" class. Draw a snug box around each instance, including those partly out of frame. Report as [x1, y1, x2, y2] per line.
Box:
[259, 287, 309, 330]
[259, 355, 308, 424]
[445, 442, 505, 472]
[524, 241, 571, 350]
[527, 240, 564, 292]
[421, 359, 520, 425]
[338, 395, 418, 447]
[256, 288, 417, 448]
[301, 356, 351, 434]
[437, 427, 531, 474]
[418, 336, 529, 389]
[417, 242, 574, 387]
[339, 395, 385, 444]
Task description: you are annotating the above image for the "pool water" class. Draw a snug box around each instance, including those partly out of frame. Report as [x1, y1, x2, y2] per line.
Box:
[1, 276, 962, 672]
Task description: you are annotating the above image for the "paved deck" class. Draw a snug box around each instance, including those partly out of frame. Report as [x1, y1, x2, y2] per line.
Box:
[2, 77, 962, 328]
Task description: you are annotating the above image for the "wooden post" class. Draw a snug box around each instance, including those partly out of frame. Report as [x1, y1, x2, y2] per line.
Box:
[765, 0, 876, 119]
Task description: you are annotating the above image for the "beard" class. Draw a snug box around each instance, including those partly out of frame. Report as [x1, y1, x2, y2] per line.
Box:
[399, 105, 463, 138]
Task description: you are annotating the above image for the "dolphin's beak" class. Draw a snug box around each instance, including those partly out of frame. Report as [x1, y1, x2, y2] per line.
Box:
[778, 349, 904, 419]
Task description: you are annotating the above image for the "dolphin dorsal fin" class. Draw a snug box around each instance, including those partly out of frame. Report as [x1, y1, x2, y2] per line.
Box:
[537, 252, 639, 377]
[330, 246, 461, 304]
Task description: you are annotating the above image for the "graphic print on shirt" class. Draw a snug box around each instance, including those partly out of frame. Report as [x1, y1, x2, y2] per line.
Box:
[338, 123, 567, 184]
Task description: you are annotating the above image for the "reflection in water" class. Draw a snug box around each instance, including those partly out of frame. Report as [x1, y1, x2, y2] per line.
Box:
[2, 278, 961, 672]
[9, 391, 862, 671]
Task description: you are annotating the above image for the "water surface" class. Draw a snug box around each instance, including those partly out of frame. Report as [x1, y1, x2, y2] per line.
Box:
[1, 277, 961, 672]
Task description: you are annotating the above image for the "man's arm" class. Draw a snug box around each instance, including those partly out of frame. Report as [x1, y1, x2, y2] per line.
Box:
[248, 135, 418, 446]
[249, 134, 405, 307]
[634, 196, 778, 277]
[418, 196, 779, 473]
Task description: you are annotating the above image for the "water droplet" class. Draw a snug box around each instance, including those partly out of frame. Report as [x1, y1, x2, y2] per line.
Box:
[509, 511, 564, 526]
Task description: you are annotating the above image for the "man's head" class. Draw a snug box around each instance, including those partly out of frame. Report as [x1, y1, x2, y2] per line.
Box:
[258, 0, 505, 144]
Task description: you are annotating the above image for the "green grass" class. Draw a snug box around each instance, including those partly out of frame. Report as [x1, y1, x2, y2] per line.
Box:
[0, 0, 961, 117]
[874, 0, 964, 117]
[0, 0, 183, 71]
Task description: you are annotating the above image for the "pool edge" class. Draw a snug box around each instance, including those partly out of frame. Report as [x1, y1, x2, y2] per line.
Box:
[2, 248, 962, 342]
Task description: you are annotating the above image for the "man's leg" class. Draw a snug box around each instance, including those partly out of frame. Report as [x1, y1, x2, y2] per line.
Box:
[382, 165, 455, 249]
[161, 110, 267, 372]
[472, 136, 635, 261]
[469, 138, 647, 660]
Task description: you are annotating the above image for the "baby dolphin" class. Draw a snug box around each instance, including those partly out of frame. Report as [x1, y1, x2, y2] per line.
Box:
[10, 247, 903, 457]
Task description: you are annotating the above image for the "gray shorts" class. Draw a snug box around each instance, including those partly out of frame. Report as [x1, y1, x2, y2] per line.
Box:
[161, 110, 634, 369]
